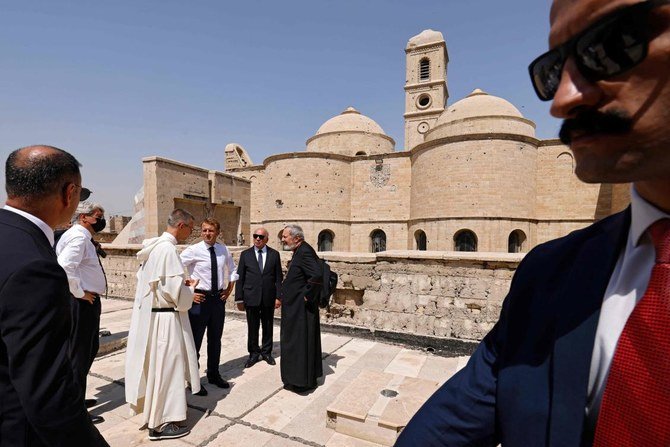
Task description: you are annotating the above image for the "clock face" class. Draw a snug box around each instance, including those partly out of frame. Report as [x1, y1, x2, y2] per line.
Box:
[417, 122, 430, 134]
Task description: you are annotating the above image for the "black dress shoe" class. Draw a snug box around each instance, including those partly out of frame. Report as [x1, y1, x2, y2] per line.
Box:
[208, 375, 230, 389]
[244, 355, 260, 368]
[85, 398, 97, 408]
[193, 385, 208, 396]
[261, 354, 276, 366]
[90, 414, 105, 424]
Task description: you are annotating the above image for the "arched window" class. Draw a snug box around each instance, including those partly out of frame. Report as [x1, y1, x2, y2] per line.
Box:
[370, 229, 387, 253]
[454, 230, 477, 252]
[355, 151, 367, 156]
[508, 230, 527, 253]
[419, 58, 430, 81]
[318, 230, 334, 252]
[415, 230, 427, 251]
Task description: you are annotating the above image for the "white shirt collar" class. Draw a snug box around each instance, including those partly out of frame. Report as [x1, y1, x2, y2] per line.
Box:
[629, 186, 670, 247]
[256, 245, 267, 254]
[3, 205, 55, 246]
[73, 223, 93, 239]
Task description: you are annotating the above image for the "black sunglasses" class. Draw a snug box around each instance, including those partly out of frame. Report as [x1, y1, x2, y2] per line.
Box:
[252, 234, 266, 240]
[529, 0, 670, 101]
[80, 187, 92, 202]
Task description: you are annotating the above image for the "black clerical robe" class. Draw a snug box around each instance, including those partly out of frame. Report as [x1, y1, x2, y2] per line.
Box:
[279, 241, 323, 388]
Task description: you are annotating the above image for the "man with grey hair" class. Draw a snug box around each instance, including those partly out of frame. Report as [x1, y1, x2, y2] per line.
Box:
[56, 201, 108, 424]
[125, 209, 202, 441]
[279, 224, 323, 393]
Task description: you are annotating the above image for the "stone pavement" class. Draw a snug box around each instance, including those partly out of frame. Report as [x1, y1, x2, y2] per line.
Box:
[89, 299, 469, 446]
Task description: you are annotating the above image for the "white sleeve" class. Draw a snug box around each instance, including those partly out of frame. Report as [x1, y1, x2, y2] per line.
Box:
[56, 235, 86, 298]
[179, 245, 196, 275]
[226, 247, 239, 282]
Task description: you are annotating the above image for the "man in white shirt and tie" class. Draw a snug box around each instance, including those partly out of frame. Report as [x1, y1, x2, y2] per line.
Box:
[56, 201, 107, 424]
[180, 217, 238, 393]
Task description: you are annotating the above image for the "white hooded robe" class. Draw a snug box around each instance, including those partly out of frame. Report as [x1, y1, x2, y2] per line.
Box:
[124, 232, 201, 429]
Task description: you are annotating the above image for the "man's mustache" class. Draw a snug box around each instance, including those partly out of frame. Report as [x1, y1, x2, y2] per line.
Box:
[559, 110, 633, 145]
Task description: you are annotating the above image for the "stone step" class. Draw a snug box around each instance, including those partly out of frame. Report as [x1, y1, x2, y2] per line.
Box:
[326, 369, 439, 446]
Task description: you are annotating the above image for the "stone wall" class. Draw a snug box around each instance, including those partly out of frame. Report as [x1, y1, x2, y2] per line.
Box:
[102, 245, 521, 343]
[142, 157, 251, 245]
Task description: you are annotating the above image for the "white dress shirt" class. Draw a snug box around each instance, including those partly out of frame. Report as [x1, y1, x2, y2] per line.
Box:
[3, 205, 54, 247]
[255, 245, 267, 271]
[180, 241, 239, 291]
[584, 186, 670, 434]
[55, 224, 106, 297]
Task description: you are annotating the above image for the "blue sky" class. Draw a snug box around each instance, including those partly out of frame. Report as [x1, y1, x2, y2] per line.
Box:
[0, 0, 557, 215]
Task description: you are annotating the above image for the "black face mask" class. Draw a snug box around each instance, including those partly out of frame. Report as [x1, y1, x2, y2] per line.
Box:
[91, 217, 106, 233]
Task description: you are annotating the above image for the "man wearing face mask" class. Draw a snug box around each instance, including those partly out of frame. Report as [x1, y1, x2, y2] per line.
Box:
[56, 201, 107, 425]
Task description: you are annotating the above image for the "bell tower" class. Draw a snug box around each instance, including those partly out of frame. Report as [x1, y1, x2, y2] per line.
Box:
[404, 29, 448, 150]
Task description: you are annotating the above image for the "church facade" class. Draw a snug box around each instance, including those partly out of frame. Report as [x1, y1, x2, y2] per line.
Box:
[221, 29, 629, 254]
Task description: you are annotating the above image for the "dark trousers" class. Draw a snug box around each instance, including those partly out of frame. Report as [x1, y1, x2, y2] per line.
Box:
[69, 294, 102, 395]
[245, 305, 275, 357]
[188, 292, 225, 378]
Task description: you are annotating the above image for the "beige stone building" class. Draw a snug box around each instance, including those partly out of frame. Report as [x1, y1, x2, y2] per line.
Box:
[224, 29, 629, 253]
[123, 29, 629, 252]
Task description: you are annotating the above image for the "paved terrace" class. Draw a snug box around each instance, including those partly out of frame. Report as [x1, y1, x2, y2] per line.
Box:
[90, 299, 470, 446]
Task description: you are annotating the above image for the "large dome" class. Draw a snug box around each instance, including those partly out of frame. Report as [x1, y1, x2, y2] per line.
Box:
[307, 107, 395, 157]
[436, 89, 523, 125]
[425, 89, 535, 141]
[315, 107, 386, 135]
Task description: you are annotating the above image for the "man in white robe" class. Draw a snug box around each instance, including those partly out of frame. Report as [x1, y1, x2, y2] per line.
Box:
[125, 209, 201, 441]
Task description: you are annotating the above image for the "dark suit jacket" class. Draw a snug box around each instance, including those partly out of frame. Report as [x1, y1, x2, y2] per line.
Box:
[0, 209, 108, 447]
[235, 245, 283, 307]
[395, 209, 631, 447]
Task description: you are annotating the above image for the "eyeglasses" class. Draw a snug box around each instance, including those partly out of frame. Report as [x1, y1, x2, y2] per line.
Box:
[528, 0, 670, 101]
[252, 234, 266, 240]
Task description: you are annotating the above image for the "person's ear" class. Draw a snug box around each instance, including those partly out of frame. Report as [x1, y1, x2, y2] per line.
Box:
[62, 182, 78, 207]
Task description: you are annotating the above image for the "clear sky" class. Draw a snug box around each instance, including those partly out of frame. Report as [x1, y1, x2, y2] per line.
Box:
[0, 0, 557, 215]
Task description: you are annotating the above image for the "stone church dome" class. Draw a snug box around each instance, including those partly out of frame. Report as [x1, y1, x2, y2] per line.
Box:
[424, 89, 535, 141]
[306, 107, 395, 157]
[315, 107, 386, 136]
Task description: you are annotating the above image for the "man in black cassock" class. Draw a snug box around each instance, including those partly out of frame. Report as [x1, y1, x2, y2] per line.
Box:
[279, 224, 323, 393]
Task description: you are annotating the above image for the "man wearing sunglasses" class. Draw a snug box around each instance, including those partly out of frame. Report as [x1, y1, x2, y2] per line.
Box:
[0, 146, 108, 446]
[235, 228, 283, 368]
[397, 1, 670, 446]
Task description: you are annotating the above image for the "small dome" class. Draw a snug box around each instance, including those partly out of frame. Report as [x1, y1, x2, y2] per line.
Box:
[315, 107, 387, 136]
[406, 29, 445, 49]
[435, 89, 523, 126]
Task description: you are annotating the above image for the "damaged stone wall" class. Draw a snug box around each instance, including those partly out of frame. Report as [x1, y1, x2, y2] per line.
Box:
[102, 246, 521, 342]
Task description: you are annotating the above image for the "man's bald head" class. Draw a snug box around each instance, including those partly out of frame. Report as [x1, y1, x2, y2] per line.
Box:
[5, 145, 81, 202]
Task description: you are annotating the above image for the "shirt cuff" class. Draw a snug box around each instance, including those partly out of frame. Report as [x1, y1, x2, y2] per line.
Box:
[229, 272, 239, 282]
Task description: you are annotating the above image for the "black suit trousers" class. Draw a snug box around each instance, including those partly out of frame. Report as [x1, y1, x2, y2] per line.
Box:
[245, 304, 275, 356]
[69, 295, 102, 394]
[188, 294, 225, 377]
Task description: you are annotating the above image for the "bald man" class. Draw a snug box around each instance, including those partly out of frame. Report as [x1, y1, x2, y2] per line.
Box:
[235, 227, 283, 368]
[0, 146, 107, 446]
